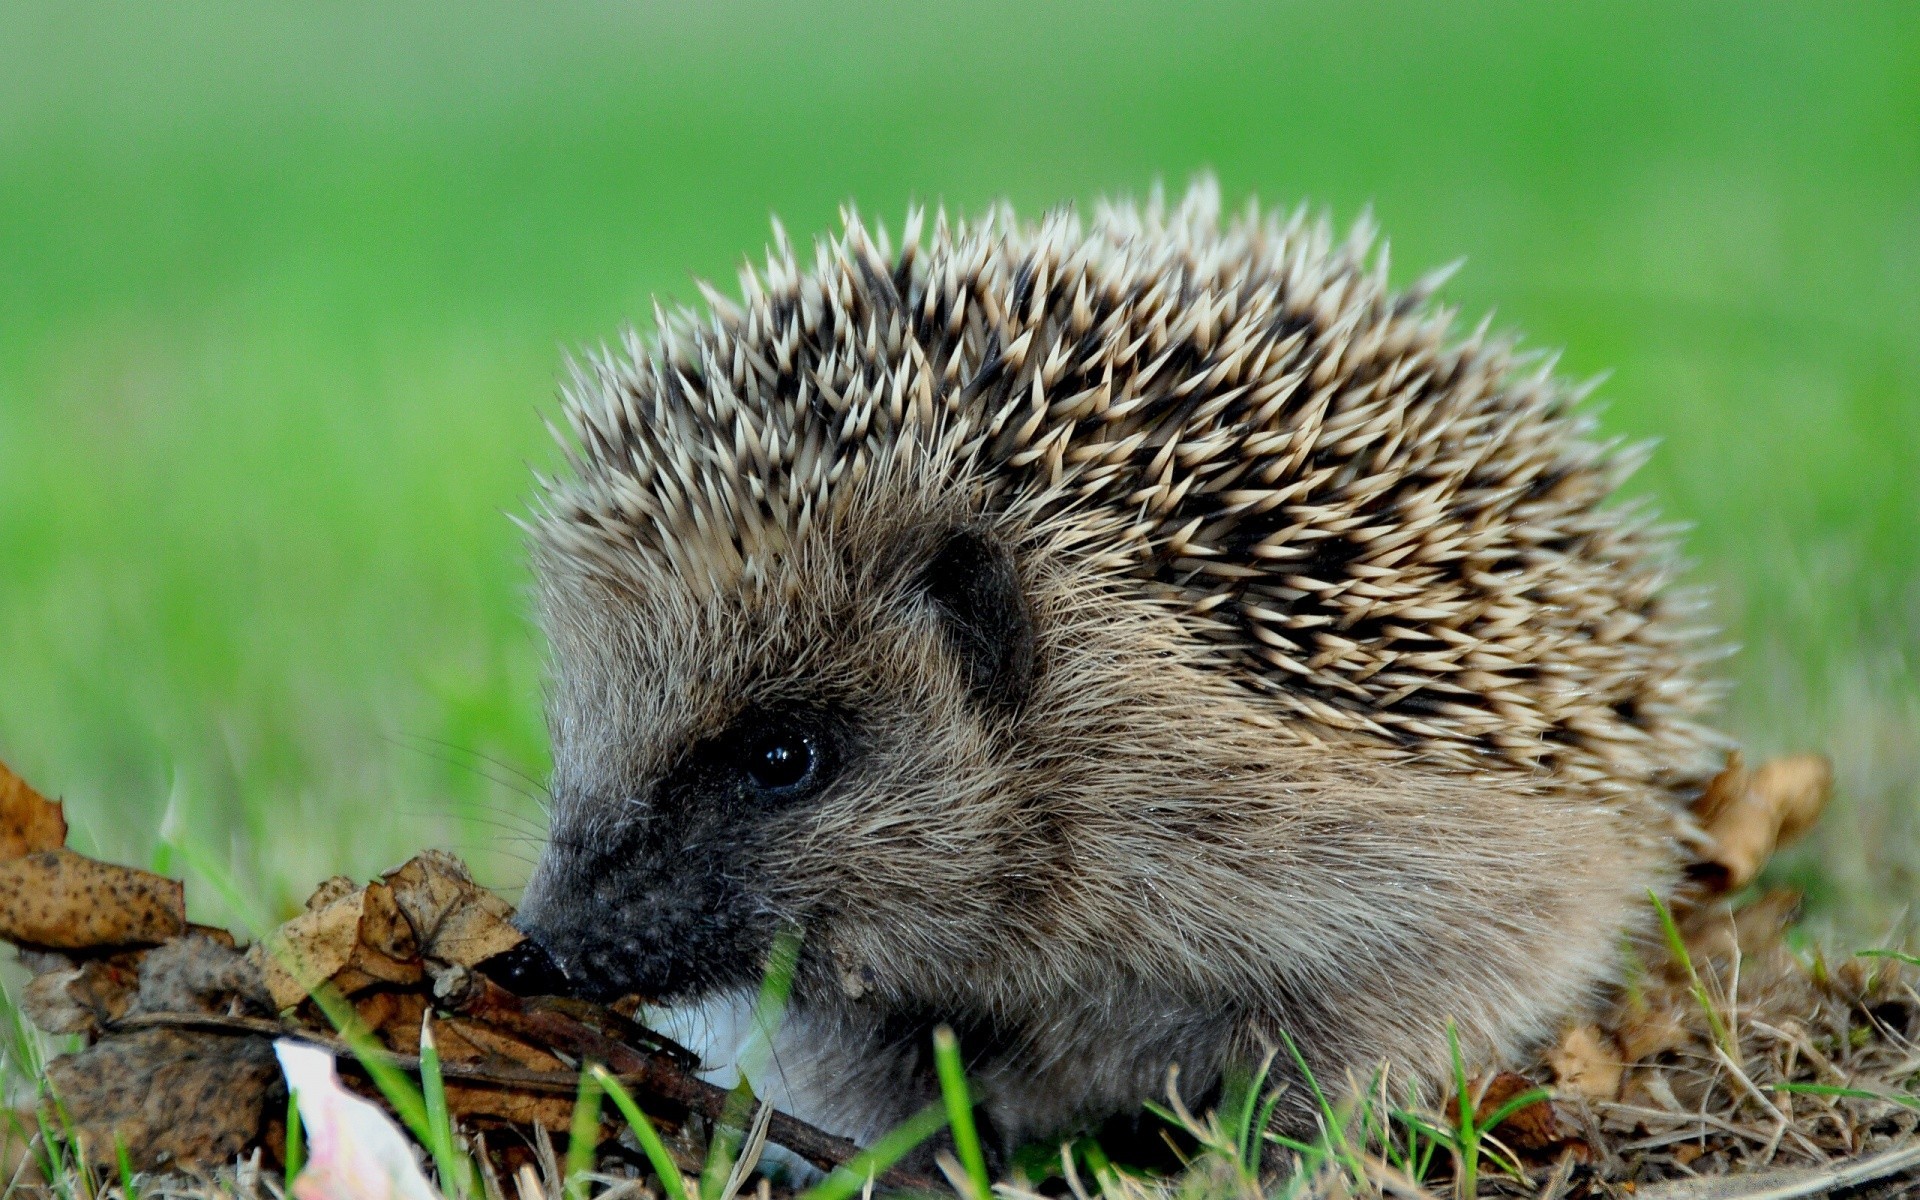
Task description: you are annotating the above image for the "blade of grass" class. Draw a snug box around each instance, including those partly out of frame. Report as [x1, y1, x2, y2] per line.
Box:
[1446, 1023, 1488, 1199]
[699, 927, 803, 1200]
[737, 927, 802, 1081]
[1771, 1081, 1920, 1110]
[1856, 949, 1920, 968]
[1274, 1027, 1364, 1183]
[1078, 1139, 1118, 1193]
[114, 1139, 138, 1200]
[591, 1067, 692, 1200]
[565, 1068, 603, 1200]
[420, 1014, 471, 1197]
[1224, 1054, 1279, 1173]
[932, 1026, 992, 1200]
[794, 1101, 947, 1200]
[285, 1087, 305, 1183]
[1649, 889, 1736, 1057]
[698, 1079, 755, 1200]
[1249, 1084, 1290, 1173]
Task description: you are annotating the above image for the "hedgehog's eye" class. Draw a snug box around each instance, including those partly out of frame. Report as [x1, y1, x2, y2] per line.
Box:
[744, 730, 815, 792]
[705, 711, 841, 802]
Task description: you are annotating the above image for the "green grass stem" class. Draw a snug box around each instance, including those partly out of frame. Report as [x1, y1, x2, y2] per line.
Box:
[932, 1026, 993, 1200]
[1650, 889, 1738, 1058]
[591, 1067, 693, 1200]
[565, 1068, 604, 1200]
[794, 1102, 947, 1200]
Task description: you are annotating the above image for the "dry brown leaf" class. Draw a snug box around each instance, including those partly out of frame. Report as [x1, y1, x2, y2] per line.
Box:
[306, 874, 359, 911]
[1693, 753, 1833, 892]
[250, 888, 361, 1009]
[1447, 1072, 1564, 1153]
[0, 759, 66, 860]
[385, 850, 525, 967]
[132, 933, 272, 1018]
[355, 988, 432, 1054]
[0, 848, 186, 949]
[251, 881, 425, 1010]
[360, 880, 422, 960]
[432, 1015, 570, 1072]
[443, 1082, 581, 1132]
[43, 1027, 280, 1170]
[20, 953, 143, 1036]
[1616, 1003, 1691, 1063]
[1547, 1024, 1624, 1101]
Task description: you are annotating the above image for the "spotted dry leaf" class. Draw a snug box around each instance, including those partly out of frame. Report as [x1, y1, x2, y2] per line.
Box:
[0, 758, 67, 860]
[1691, 752, 1832, 892]
[44, 1026, 281, 1171]
[0, 848, 186, 949]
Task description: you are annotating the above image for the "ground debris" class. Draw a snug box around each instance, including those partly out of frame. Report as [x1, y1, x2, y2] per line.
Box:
[3, 751, 1915, 1199]
[0, 756, 925, 1195]
[44, 1027, 282, 1173]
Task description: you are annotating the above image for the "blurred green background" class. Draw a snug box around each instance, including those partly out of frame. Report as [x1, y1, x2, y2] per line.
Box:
[1, 2, 1914, 931]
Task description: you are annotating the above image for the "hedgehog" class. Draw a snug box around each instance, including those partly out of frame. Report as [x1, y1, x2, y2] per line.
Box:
[512, 179, 1727, 1155]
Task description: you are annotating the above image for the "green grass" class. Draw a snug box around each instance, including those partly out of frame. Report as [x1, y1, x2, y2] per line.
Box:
[0, 0, 1915, 936]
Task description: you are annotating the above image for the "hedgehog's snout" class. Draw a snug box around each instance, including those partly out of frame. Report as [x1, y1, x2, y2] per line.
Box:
[514, 829, 710, 1003]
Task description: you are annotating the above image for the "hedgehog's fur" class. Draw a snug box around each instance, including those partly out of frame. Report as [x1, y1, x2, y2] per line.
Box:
[516, 179, 1729, 1155]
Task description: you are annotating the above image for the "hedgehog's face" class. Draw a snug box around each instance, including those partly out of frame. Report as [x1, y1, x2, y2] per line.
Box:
[515, 510, 1136, 1007]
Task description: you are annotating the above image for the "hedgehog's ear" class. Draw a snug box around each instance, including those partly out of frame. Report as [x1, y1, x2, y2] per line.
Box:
[917, 528, 1036, 711]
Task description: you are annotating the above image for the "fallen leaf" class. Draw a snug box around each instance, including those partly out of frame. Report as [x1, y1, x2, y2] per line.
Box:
[1447, 1072, 1563, 1152]
[20, 953, 143, 1036]
[443, 1082, 581, 1133]
[359, 881, 422, 961]
[385, 851, 524, 967]
[431, 1015, 569, 1072]
[252, 883, 424, 1011]
[132, 933, 273, 1018]
[307, 875, 360, 912]
[355, 989, 432, 1055]
[0, 759, 66, 860]
[45, 1027, 280, 1170]
[0, 848, 185, 949]
[1616, 1004, 1691, 1063]
[1546, 1025, 1624, 1101]
[277, 1039, 438, 1200]
[1691, 753, 1832, 892]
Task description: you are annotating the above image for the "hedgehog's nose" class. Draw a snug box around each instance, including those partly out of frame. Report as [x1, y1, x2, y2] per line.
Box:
[478, 936, 575, 997]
